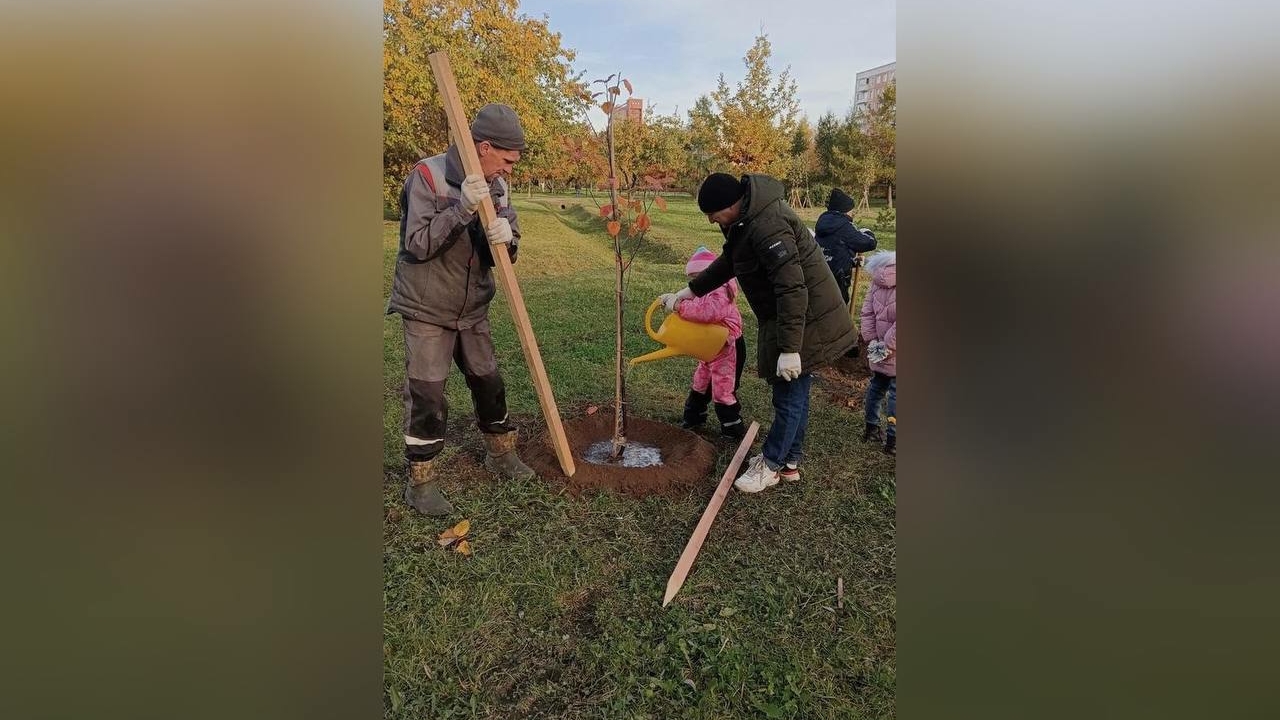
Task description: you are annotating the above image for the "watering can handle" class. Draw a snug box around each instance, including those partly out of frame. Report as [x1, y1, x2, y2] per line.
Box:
[644, 299, 664, 342]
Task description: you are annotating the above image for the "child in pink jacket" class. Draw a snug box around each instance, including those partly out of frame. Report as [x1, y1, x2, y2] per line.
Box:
[676, 247, 748, 439]
[860, 251, 896, 455]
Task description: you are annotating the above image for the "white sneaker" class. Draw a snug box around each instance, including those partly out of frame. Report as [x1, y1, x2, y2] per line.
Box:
[734, 454, 780, 493]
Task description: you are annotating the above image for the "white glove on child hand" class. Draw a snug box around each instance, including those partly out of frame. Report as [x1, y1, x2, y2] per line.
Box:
[485, 217, 513, 245]
[776, 352, 802, 381]
[659, 287, 694, 312]
[460, 174, 489, 213]
[866, 340, 892, 364]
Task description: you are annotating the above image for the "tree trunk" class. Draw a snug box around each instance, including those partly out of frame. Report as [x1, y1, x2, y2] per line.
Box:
[860, 184, 871, 214]
[887, 183, 893, 208]
[606, 115, 627, 459]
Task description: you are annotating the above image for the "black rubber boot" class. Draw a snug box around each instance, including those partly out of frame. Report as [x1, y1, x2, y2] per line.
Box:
[714, 401, 746, 440]
[883, 435, 896, 456]
[681, 389, 711, 430]
[404, 460, 454, 516]
[862, 422, 883, 443]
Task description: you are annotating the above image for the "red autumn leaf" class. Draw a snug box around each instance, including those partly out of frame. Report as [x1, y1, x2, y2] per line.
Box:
[606, 221, 621, 237]
[635, 213, 651, 232]
[600, 204, 613, 217]
[608, 85, 620, 95]
[586, 404, 599, 415]
[654, 195, 668, 210]
[601, 101, 614, 114]
[623, 78, 633, 94]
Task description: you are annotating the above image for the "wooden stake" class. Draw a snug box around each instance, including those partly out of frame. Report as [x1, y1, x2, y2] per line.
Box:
[427, 52, 575, 477]
[662, 421, 759, 607]
[848, 262, 862, 319]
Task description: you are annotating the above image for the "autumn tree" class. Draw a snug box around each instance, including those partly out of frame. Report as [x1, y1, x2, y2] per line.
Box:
[682, 95, 721, 191]
[550, 123, 607, 193]
[785, 119, 818, 207]
[813, 111, 841, 185]
[697, 34, 800, 177]
[864, 81, 896, 207]
[382, 0, 582, 209]
[575, 73, 669, 459]
[825, 108, 878, 214]
[612, 110, 688, 191]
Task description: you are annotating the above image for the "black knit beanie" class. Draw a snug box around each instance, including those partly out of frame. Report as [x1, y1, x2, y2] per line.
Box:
[827, 188, 855, 213]
[697, 173, 746, 213]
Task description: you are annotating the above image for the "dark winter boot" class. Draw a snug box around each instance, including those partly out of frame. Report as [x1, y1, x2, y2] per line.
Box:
[482, 431, 537, 481]
[404, 460, 453, 516]
[714, 401, 746, 440]
[681, 389, 711, 430]
[883, 435, 896, 456]
[862, 422, 883, 443]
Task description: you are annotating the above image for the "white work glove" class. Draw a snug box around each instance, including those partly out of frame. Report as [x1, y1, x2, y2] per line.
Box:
[485, 217, 513, 245]
[460, 174, 489, 213]
[866, 340, 892, 364]
[776, 352, 802, 381]
[659, 287, 694, 312]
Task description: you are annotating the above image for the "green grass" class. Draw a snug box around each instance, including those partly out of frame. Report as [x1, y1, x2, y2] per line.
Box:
[383, 193, 896, 719]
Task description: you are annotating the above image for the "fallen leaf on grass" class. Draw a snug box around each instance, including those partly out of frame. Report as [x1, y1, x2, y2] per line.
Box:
[586, 404, 599, 415]
[455, 540, 473, 557]
[437, 519, 470, 548]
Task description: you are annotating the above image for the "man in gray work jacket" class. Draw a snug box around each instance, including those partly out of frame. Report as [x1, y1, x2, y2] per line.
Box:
[387, 103, 536, 516]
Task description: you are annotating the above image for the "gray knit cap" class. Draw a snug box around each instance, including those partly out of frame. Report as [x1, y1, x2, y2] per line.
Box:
[470, 104, 526, 151]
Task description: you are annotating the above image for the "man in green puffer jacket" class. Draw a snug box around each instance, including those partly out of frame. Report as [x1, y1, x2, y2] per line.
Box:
[659, 172, 858, 493]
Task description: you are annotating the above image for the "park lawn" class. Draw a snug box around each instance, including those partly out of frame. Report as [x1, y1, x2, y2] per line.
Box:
[383, 192, 897, 719]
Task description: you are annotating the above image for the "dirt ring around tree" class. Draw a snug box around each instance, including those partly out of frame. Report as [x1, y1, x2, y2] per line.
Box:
[525, 412, 718, 498]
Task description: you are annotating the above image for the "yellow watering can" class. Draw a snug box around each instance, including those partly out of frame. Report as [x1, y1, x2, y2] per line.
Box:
[629, 298, 730, 366]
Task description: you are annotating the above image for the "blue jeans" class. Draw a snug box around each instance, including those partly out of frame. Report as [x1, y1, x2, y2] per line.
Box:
[761, 373, 813, 470]
[865, 372, 896, 438]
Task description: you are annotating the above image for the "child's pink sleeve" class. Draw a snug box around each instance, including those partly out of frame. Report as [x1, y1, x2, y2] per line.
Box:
[860, 290, 877, 343]
[676, 286, 735, 325]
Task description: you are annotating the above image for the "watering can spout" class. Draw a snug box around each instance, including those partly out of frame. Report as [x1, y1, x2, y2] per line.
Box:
[629, 345, 682, 367]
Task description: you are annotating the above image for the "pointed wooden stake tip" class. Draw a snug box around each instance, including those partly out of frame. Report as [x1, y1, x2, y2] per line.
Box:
[660, 421, 760, 608]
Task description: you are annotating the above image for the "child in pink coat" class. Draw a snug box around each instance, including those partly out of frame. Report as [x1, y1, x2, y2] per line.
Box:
[676, 247, 748, 439]
[859, 251, 896, 455]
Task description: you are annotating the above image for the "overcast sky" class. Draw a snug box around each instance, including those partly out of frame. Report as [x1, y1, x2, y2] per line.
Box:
[515, 0, 896, 126]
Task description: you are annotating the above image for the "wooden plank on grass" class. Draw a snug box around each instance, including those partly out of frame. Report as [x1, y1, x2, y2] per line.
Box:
[663, 421, 760, 607]
[427, 51, 576, 477]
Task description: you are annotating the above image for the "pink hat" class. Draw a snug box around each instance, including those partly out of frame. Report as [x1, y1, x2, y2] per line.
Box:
[685, 246, 717, 275]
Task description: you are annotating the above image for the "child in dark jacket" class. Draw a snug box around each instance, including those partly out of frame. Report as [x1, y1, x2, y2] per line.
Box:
[814, 188, 877, 306]
[675, 247, 748, 439]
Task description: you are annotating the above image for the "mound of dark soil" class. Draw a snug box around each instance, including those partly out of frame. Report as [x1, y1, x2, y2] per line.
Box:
[525, 412, 718, 498]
